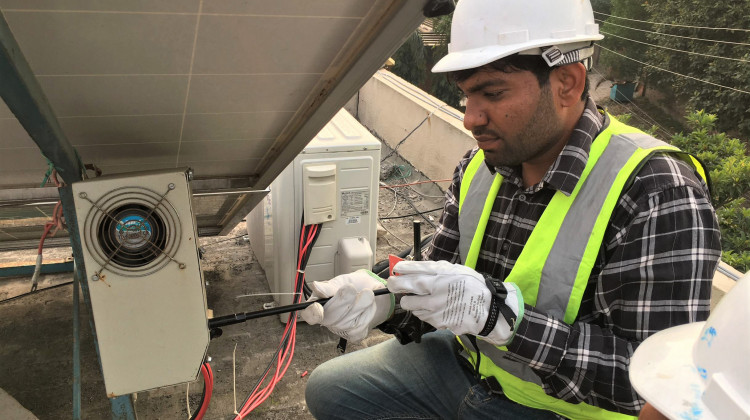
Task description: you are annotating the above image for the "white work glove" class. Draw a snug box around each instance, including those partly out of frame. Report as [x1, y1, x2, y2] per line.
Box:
[388, 260, 523, 346]
[300, 269, 395, 342]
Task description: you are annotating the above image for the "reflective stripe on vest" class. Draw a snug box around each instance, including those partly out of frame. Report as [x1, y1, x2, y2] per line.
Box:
[455, 115, 706, 420]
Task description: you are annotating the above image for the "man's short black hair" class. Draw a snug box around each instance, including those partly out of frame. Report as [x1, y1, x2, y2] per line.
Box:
[448, 54, 590, 101]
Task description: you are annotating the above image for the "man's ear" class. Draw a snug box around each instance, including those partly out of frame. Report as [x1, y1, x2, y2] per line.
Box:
[550, 63, 586, 107]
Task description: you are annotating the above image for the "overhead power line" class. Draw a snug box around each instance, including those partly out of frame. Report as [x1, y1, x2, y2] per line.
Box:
[597, 45, 750, 96]
[594, 11, 750, 33]
[595, 19, 750, 47]
[600, 30, 750, 63]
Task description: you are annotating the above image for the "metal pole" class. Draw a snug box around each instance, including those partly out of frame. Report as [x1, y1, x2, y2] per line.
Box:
[413, 220, 422, 261]
[0, 11, 84, 184]
[73, 267, 81, 420]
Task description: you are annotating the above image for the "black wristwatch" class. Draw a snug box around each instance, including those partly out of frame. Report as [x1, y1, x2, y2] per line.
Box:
[478, 276, 517, 337]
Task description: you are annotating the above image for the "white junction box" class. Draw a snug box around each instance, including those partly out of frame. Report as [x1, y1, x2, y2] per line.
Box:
[247, 109, 380, 317]
[71, 169, 209, 396]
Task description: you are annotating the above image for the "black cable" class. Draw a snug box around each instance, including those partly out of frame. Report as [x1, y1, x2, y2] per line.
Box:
[380, 114, 433, 162]
[372, 234, 434, 278]
[0, 281, 73, 305]
[298, 218, 322, 299]
[384, 166, 439, 229]
[379, 208, 443, 220]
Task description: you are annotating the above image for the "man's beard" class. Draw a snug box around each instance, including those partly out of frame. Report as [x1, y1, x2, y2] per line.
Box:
[477, 84, 565, 168]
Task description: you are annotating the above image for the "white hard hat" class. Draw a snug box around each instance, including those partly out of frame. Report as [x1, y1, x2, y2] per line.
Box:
[630, 274, 750, 420]
[432, 0, 604, 73]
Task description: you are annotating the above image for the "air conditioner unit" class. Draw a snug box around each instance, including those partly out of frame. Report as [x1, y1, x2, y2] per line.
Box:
[71, 168, 208, 396]
[247, 109, 380, 319]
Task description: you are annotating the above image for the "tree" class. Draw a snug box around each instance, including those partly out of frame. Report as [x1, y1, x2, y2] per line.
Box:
[643, 2, 750, 138]
[390, 16, 462, 109]
[596, 0, 649, 81]
[669, 110, 750, 272]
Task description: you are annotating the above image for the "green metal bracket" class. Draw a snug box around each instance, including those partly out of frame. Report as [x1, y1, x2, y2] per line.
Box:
[0, 261, 74, 278]
[0, 11, 83, 184]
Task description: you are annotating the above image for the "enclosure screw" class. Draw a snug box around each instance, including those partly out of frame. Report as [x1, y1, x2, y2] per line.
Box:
[178, 263, 186, 269]
[79, 192, 87, 198]
[91, 274, 99, 281]
[168, 183, 175, 190]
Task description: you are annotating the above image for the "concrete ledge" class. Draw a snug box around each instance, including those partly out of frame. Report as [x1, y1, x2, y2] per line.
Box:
[346, 69, 474, 183]
[711, 261, 743, 308]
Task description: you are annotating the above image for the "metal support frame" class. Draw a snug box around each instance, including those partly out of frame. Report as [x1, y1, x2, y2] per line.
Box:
[0, 261, 73, 277]
[0, 10, 134, 418]
[0, 12, 83, 185]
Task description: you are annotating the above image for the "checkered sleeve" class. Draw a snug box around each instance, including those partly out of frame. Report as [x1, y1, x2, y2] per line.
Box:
[503, 155, 722, 415]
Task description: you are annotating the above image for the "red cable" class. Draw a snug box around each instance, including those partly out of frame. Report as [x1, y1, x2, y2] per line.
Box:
[194, 363, 213, 420]
[236, 223, 318, 418]
[37, 201, 64, 255]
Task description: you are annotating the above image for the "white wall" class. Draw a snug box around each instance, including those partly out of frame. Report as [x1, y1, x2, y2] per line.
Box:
[345, 69, 474, 183]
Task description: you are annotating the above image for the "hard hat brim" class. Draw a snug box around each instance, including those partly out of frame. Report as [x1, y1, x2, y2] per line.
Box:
[431, 35, 603, 73]
[629, 322, 716, 420]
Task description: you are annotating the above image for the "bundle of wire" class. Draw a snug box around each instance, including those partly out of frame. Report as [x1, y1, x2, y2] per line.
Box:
[31, 170, 65, 292]
[189, 362, 214, 420]
[234, 218, 321, 419]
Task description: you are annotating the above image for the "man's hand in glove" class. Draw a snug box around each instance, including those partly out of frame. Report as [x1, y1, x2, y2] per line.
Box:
[388, 260, 524, 346]
[300, 269, 395, 342]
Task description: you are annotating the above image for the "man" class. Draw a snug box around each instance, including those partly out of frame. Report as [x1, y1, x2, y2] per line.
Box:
[301, 0, 722, 418]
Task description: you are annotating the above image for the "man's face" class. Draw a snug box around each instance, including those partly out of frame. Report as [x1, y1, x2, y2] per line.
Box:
[457, 68, 566, 168]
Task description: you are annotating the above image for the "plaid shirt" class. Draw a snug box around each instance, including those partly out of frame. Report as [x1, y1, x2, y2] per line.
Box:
[380, 99, 721, 416]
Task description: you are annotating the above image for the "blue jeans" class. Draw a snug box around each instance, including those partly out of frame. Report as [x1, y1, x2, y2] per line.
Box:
[305, 330, 560, 419]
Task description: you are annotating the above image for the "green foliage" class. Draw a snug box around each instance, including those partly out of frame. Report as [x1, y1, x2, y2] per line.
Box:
[390, 16, 463, 109]
[670, 110, 750, 208]
[717, 199, 750, 272]
[391, 32, 426, 87]
[614, 113, 632, 124]
[669, 111, 750, 272]
[711, 157, 750, 209]
[642, 1, 750, 138]
[616, 110, 750, 271]
[596, 0, 649, 81]
[591, 0, 612, 15]
[611, 113, 658, 135]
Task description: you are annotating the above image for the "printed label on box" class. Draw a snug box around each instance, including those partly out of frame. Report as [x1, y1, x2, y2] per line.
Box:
[341, 190, 369, 217]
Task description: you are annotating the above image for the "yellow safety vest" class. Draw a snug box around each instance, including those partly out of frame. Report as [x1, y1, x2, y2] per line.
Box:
[456, 115, 707, 420]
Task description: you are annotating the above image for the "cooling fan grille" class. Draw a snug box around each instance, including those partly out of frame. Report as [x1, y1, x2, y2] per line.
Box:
[80, 184, 184, 278]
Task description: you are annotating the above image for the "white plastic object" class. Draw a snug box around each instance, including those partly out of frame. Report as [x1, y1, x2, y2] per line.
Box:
[432, 0, 603, 73]
[303, 163, 337, 225]
[245, 109, 380, 321]
[629, 274, 750, 420]
[335, 237, 373, 276]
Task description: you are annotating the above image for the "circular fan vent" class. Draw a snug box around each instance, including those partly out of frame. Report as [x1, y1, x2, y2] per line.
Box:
[82, 186, 182, 277]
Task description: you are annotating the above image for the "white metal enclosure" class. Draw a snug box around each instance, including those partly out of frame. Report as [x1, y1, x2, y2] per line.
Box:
[71, 169, 208, 396]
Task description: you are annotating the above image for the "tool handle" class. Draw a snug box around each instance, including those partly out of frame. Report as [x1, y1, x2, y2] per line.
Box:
[208, 288, 391, 329]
